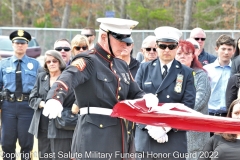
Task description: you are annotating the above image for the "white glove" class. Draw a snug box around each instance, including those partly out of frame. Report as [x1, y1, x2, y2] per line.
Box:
[39, 101, 45, 108]
[157, 134, 168, 143]
[143, 93, 159, 109]
[42, 99, 63, 119]
[145, 125, 166, 140]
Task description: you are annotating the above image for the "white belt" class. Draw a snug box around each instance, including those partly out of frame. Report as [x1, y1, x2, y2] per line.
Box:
[80, 107, 113, 116]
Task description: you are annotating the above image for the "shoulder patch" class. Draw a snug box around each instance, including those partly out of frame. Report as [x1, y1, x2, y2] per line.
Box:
[192, 71, 196, 76]
[71, 58, 86, 71]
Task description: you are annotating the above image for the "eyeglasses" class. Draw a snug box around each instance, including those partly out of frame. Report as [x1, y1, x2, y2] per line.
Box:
[83, 34, 93, 38]
[145, 48, 156, 52]
[194, 38, 206, 41]
[55, 47, 71, 52]
[75, 46, 88, 51]
[158, 44, 178, 50]
[46, 59, 58, 64]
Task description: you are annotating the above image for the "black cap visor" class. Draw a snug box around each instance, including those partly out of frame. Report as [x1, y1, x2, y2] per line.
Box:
[12, 39, 28, 44]
[109, 31, 133, 44]
[157, 38, 178, 43]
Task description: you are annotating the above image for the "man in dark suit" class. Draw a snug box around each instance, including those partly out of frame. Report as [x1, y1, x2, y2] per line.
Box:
[135, 26, 196, 160]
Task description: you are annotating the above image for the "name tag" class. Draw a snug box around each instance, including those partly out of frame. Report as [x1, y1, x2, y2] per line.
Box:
[144, 82, 152, 85]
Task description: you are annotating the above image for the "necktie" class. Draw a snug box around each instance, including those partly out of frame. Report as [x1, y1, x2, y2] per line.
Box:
[15, 59, 22, 98]
[162, 65, 168, 79]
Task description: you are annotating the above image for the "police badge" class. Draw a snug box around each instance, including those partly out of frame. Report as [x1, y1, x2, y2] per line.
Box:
[27, 62, 33, 70]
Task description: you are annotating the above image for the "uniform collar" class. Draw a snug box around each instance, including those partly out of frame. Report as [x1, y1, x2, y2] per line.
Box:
[95, 43, 114, 62]
[159, 59, 174, 72]
[12, 54, 27, 63]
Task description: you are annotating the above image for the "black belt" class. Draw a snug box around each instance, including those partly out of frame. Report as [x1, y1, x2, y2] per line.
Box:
[3, 93, 29, 102]
[209, 112, 227, 117]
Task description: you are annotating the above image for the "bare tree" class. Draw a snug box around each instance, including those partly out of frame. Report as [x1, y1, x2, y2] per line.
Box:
[61, 0, 71, 28]
[11, 0, 15, 26]
[86, 0, 93, 27]
[234, 0, 238, 30]
[120, 0, 127, 19]
[183, 0, 193, 29]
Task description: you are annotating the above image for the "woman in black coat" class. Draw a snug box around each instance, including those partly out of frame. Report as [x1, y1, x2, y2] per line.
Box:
[28, 50, 76, 160]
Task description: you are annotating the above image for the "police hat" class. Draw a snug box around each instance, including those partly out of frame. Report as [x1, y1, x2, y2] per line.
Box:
[97, 18, 138, 44]
[9, 30, 31, 43]
[154, 26, 182, 43]
[186, 38, 200, 49]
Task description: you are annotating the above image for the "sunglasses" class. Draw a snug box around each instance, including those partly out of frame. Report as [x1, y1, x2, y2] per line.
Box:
[83, 34, 93, 38]
[55, 47, 71, 52]
[75, 46, 88, 51]
[46, 59, 58, 64]
[158, 44, 178, 50]
[194, 38, 206, 41]
[145, 48, 156, 52]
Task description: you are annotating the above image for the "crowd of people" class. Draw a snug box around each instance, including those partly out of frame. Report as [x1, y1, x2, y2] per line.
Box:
[0, 17, 240, 160]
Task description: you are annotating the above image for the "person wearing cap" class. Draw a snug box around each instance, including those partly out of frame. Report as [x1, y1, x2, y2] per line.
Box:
[41, 17, 158, 159]
[81, 27, 96, 49]
[135, 26, 196, 160]
[186, 38, 201, 59]
[190, 28, 217, 66]
[0, 30, 41, 159]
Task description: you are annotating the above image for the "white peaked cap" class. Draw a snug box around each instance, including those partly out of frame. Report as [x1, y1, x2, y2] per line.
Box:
[186, 38, 200, 49]
[97, 18, 139, 35]
[154, 26, 182, 43]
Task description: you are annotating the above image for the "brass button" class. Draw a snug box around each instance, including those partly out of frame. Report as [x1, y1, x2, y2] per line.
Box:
[118, 95, 120, 99]
[127, 131, 130, 134]
[100, 124, 103, 128]
[119, 87, 121, 91]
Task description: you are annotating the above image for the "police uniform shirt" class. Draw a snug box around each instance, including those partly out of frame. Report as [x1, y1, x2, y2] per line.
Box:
[0, 55, 40, 93]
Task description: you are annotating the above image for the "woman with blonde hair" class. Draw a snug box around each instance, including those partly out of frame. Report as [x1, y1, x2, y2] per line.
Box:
[71, 34, 90, 57]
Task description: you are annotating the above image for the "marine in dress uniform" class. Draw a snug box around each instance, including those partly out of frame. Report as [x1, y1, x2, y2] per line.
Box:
[42, 18, 159, 160]
[0, 30, 41, 160]
[134, 27, 196, 160]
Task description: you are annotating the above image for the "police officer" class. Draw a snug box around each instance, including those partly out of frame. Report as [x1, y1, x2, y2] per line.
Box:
[42, 18, 158, 160]
[134, 27, 196, 160]
[0, 30, 40, 160]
